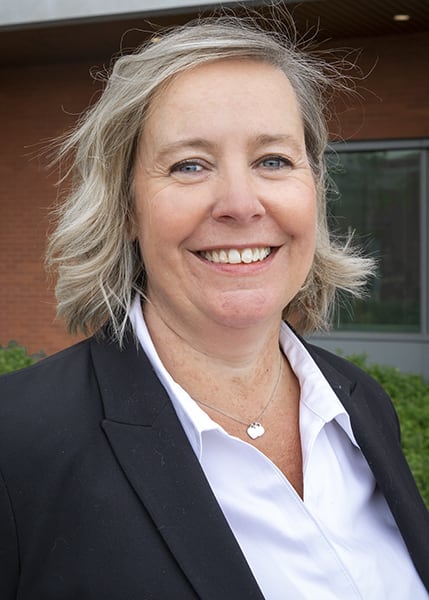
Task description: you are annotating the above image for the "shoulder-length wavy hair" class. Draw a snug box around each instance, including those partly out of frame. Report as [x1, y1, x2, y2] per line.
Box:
[47, 12, 374, 344]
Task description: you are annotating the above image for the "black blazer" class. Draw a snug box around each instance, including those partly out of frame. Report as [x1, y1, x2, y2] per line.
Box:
[0, 329, 428, 599]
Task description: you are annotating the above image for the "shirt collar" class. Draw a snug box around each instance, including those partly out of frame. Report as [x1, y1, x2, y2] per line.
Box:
[280, 322, 359, 448]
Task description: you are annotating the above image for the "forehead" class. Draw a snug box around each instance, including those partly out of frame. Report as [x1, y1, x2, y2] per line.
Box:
[162, 58, 294, 93]
[143, 59, 304, 140]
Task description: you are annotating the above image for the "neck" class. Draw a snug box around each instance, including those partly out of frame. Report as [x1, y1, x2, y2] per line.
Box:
[143, 301, 285, 416]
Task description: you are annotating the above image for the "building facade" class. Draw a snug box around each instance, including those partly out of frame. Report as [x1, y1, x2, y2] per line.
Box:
[1, 0, 428, 378]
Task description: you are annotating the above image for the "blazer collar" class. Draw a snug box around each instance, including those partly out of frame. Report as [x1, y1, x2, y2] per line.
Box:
[90, 330, 264, 600]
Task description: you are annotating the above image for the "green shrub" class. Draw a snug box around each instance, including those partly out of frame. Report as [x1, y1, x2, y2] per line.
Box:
[0, 341, 44, 375]
[346, 354, 429, 508]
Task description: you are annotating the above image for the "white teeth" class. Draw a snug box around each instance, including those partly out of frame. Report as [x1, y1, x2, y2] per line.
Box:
[228, 249, 241, 264]
[219, 250, 228, 263]
[201, 247, 272, 264]
[241, 248, 253, 264]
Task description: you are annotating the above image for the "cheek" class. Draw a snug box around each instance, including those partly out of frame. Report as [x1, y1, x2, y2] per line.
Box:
[134, 192, 193, 273]
[302, 199, 318, 244]
[277, 182, 317, 241]
[137, 182, 196, 229]
[134, 186, 171, 244]
[134, 194, 160, 270]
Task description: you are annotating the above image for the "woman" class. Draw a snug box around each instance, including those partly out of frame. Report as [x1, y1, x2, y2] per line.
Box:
[0, 15, 428, 600]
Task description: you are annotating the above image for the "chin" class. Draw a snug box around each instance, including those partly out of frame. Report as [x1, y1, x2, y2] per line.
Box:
[208, 295, 284, 329]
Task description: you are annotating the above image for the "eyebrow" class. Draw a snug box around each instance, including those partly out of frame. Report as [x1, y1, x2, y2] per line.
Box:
[154, 133, 304, 163]
[251, 134, 304, 154]
[154, 138, 215, 163]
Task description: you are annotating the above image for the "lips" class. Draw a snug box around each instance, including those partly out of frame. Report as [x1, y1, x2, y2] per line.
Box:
[199, 247, 272, 264]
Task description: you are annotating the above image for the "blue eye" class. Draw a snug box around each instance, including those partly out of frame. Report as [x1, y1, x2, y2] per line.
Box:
[171, 161, 203, 173]
[259, 156, 291, 169]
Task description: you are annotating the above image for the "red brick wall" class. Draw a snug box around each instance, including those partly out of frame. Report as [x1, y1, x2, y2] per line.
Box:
[0, 61, 96, 355]
[327, 32, 429, 140]
[1, 31, 428, 356]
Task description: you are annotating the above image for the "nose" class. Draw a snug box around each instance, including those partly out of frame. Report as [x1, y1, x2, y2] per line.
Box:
[210, 167, 266, 223]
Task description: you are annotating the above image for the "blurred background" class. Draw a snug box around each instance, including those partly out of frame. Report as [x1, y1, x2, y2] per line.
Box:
[1, 0, 428, 378]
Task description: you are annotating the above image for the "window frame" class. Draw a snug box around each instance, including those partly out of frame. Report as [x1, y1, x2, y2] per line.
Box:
[325, 138, 429, 340]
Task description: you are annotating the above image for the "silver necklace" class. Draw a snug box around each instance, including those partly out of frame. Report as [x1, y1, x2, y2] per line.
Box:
[195, 355, 283, 440]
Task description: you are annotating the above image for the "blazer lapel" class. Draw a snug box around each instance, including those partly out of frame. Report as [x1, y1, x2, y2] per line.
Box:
[90, 332, 264, 600]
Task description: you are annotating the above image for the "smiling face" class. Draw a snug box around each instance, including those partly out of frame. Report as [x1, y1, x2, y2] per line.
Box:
[133, 59, 317, 338]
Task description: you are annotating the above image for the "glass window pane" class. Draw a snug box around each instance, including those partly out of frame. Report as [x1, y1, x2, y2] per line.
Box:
[327, 149, 421, 332]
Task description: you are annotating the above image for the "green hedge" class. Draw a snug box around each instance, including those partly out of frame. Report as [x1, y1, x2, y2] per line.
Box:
[0, 341, 44, 375]
[346, 354, 429, 508]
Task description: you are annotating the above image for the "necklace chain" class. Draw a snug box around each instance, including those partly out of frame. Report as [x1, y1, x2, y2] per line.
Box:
[195, 353, 283, 439]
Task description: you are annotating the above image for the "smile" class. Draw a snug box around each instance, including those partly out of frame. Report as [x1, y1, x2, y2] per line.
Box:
[199, 247, 272, 264]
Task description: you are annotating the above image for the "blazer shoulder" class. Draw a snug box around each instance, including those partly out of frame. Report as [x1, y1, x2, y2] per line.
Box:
[0, 337, 100, 445]
[0, 337, 93, 394]
[304, 341, 400, 433]
[307, 343, 380, 386]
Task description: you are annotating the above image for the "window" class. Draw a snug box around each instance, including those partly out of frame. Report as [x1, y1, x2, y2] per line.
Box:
[327, 141, 428, 333]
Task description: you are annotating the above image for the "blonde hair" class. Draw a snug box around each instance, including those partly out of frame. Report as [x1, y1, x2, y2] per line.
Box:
[47, 12, 374, 343]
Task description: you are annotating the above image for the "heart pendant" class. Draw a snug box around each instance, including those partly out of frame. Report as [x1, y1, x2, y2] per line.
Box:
[247, 422, 265, 439]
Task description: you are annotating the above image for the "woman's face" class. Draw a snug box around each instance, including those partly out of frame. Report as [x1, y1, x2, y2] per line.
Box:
[133, 59, 317, 334]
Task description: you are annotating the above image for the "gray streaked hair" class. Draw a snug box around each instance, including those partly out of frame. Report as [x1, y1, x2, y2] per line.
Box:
[46, 11, 374, 343]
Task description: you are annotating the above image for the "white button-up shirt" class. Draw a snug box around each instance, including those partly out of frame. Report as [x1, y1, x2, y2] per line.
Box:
[129, 297, 427, 599]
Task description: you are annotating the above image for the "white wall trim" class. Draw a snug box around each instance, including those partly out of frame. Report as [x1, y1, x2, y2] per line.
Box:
[0, 0, 243, 28]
